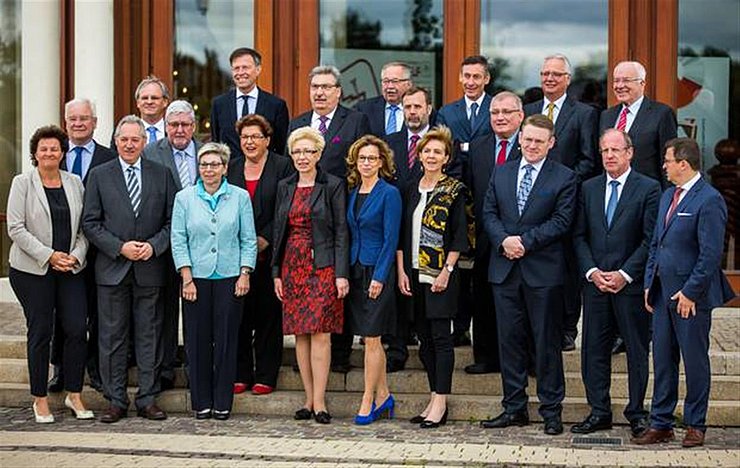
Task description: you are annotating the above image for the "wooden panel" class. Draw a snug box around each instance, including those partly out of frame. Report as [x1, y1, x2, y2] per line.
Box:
[59, 0, 75, 121]
[294, 0, 319, 115]
[273, 0, 297, 114]
[150, 0, 174, 97]
[654, 0, 677, 109]
[607, 0, 630, 107]
[255, 0, 275, 92]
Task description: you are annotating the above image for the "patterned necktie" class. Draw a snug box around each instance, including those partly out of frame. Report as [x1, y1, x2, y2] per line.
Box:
[71, 146, 84, 177]
[469, 102, 479, 127]
[408, 134, 420, 169]
[517, 164, 534, 215]
[665, 187, 683, 224]
[176, 151, 191, 188]
[386, 105, 399, 135]
[241, 95, 250, 119]
[496, 140, 508, 166]
[318, 115, 329, 135]
[605, 180, 620, 227]
[546, 102, 555, 122]
[616, 106, 629, 131]
[126, 166, 141, 216]
[147, 126, 158, 144]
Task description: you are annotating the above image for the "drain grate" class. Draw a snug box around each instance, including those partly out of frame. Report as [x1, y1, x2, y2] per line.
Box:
[572, 436, 623, 446]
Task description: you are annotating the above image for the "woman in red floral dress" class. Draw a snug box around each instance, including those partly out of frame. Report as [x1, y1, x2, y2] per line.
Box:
[272, 127, 349, 424]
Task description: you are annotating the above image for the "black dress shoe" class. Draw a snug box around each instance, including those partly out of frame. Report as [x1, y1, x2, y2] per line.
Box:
[464, 363, 499, 375]
[137, 404, 167, 420]
[195, 409, 212, 420]
[570, 414, 613, 434]
[544, 416, 564, 435]
[213, 410, 230, 421]
[100, 405, 127, 423]
[630, 417, 649, 438]
[294, 408, 314, 420]
[331, 362, 352, 374]
[453, 334, 471, 347]
[420, 408, 448, 429]
[314, 410, 332, 424]
[562, 335, 576, 352]
[160, 377, 175, 391]
[47, 366, 64, 393]
[611, 336, 626, 355]
[386, 360, 405, 373]
[480, 411, 529, 428]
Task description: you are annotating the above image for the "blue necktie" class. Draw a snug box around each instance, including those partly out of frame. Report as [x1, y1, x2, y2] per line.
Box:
[469, 102, 479, 128]
[71, 146, 84, 178]
[517, 164, 534, 215]
[605, 180, 620, 227]
[386, 105, 399, 135]
[147, 126, 158, 144]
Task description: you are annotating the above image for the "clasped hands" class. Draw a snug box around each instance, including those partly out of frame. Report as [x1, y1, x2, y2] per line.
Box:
[120, 241, 154, 261]
[49, 251, 79, 272]
[501, 236, 526, 260]
[590, 269, 627, 294]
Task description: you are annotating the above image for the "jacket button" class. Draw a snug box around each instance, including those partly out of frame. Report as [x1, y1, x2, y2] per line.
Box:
[211, 218, 216, 223]
[211, 248, 216, 253]
[211, 232, 215, 235]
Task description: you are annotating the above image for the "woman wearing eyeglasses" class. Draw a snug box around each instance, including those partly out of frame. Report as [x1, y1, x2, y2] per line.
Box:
[272, 127, 349, 424]
[228, 114, 294, 397]
[170, 142, 258, 420]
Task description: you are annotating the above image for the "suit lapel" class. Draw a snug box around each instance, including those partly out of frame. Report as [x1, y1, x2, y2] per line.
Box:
[158, 140, 182, 190]
[628, 98, 650, 138]
[590, 174, 609, 231]
[609, 172, 635, 230]
[30, 170, 51, 216]
[114, 161, 136, 217]
[253, 154, 277, 220]
[325, 107, 347, 143]
[554, 97, 575, 135]
[663, 178, 702, 235]
[227, 90, 239, 127]
[453, 100, 468, 133]
[520, 160, 551, 217]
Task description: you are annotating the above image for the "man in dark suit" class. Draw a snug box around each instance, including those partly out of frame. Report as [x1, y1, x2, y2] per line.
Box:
[211, 47, 290, 158]
[635, 138, 735, 448]
[465, 91, 523, 375]
[524, 54, 600, 352]
[480, 114, 577, 435]
[83, 115, 177, 423]
[571, 128, 660, 437]
[50, 97, 116, 393]
[355, 61, 413, 137]
[142, 100, 203, 390]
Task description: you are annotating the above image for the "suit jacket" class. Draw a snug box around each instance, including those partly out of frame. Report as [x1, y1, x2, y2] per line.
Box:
[59, 140, 116, 186]
[142, 138, 203, 191]
[354, 96, 438, 137]
[573, 170, 661, 296]
[210, 87, 290, 158]
[524, 95, 598, 180]
[82, 157, 176, 287]
[226, 151, 294, 245]
[7, 169, 88, 275]
[467, 133, 522, 256]
[271, 169, 349, 279]
[347, 178, 402, 284]
[436, 94, 493, 148]
[645, 177, 735, 309]
[384, 129, 423, 195]
[287, 105, 371, 178]
[599, 97, 677, 187]
[483, 157, 577, 286]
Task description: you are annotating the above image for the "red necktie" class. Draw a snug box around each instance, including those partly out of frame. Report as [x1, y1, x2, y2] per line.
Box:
[408, 134, 420, 169]
[665, 187, 683, 224]
[496, 140, 508, 166]
[616, 106, 629, 131]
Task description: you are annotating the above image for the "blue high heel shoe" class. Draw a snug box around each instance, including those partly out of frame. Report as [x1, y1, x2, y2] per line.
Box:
[372, 394, 395, 421]
[354, 401, 377, 425]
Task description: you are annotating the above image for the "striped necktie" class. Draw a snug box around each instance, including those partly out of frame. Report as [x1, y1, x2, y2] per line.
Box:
[546, 102, 555, 121]
[616, 107, 629, 131]
[147, 126, 158, 144]
[126, 166, 141, 216]
[176, 151, 191, 188]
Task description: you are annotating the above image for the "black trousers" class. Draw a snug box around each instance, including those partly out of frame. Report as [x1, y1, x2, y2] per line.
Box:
[472, 254, 499, 369]
[9, 268, 87, 397]
[493, 264, 565, 420]
[184, 277, 243, 412]
[413, 276, 454, 395]
[159, 256, 181, 382]
[98, 270, 162, 410]
[453, 267, 473, 337]
[236, 258, 282, 387]
[561, 240, 582, 339]
[581, 286, 650, 421]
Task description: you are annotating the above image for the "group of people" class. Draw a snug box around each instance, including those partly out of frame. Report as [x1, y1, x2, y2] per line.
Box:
[6, 46, 733, 449]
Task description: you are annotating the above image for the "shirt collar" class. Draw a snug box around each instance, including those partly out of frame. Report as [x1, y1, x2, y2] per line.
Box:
[606, 167, 631, 187]
[312, 107, 338, 125]
[173, 140, 196, 159]
[544, 93, 567, 111]
[495, 130, 518, 147]
[385, 100, 401, 110]
[679, 171, 701, 192]
[236, 86, 259, 101]
[118, 156, 142, 171]
[624, 95, 645, 115]
[518, 157, 546, 173]
[407, 125, 430, 140]
[196, 177, 230, 204]
[464, 94, 485, 110]
[69, 139, 96, 154]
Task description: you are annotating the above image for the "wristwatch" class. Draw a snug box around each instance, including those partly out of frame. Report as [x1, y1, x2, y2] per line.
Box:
[240, 267, 253, 276]
[445, 263, 455, 273]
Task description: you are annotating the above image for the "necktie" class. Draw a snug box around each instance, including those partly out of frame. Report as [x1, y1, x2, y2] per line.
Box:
[469, 102, 479, 127]
[665, 187, 683, 224]
[147, 126, 158, 144]
[126, 166, 141, 216]
[318, 115, 329, 135]
[408, 134, 420, 169]
[546, 102, 555, 122]
[71, 146, 84, 177]
[605, 180, 620, 227]
[386, 105, 399, 135]
[176, 151, 191, 189]
[517, 164, 534, 215]
[616, 106, 629, 131]
[241, 95, 249, 119]
[496, 140, 508, 166]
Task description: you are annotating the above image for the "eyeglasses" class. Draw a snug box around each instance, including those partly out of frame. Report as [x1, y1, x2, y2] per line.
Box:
[310, 84, 339, 91]
[199, 162, 224, 168]
[490, 109, 521, 117]
[599, 146, 631, 155]
[292, 149, 320, 156]
[540, 71, 569, 78]
[613, 77, 643, 84]
[67, 116, 93, 123]
[138, 95, 164, 101]
[166, 121, 194, 128]
[240, 134, 266, 141]
[381, 78, 410, 85]
[358, 155, 380, 163]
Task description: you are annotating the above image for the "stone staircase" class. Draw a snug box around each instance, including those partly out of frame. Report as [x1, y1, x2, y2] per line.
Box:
[1, 333, 739, 425]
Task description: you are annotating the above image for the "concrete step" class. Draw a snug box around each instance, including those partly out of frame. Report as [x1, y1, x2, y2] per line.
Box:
[2, 357, 739, 402]
[0, 383, 737, 426]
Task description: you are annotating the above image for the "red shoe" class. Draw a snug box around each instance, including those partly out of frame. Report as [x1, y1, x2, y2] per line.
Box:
[251, 383, 274, 395]
[233, 382, 249, 394]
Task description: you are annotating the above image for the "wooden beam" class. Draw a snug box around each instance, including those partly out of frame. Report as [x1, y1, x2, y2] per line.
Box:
[255, 0, 275, 92]
[59, 0, 75, 121]
[150, 0, 174, 97]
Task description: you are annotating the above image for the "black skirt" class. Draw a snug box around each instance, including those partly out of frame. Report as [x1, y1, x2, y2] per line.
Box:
[347, 263, 397, 337]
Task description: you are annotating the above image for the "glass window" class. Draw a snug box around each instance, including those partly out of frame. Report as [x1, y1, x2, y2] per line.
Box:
[173, 0, 254, 138]
[319, 0, 444, 107]
[480, 0, 608, 109]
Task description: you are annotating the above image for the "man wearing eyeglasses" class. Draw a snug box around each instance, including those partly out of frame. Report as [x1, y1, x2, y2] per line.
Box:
[600, 61, 677, 188]
[110, 76, 170, 149]
[143, 100, 204, 390]
[355, 62, 414, 137]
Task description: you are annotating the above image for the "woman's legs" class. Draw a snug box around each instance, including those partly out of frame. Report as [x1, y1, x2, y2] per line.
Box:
[359, 336, 390, 415]
[295, 334, 313, 410]
[426, 318, 454, 422]
[310, 332, 331, 412]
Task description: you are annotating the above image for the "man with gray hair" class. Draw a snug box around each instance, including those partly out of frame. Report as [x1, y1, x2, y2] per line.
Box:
[142, 100, 204, 389]
[83, 115, 177, 423]
[355, 61, 414, 136]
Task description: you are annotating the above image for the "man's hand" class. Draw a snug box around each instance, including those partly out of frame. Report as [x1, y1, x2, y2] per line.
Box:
[120, 241, 142, 261]
[137, 242, 154, 261]
[603, 271, 627, 294]
[590, 269, 612, 293]
[257, 236, 270, 253]
[501, 236, 525, 260]
[644, 289, 653, 313]
[671, 290, 697, 318]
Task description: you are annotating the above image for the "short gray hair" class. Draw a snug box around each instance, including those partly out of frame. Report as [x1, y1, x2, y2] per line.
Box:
[65, 98, 97, 119]
[309, 65, 341, 87]
[543, 54, 572, 74]
[114, 115, 146, 139]
[197, 142, 231, 166]
[165, 100, 195, 122]
[381, 61, 412, 79]
[135, 75, 170, 100]
[491, 91, 523, 110]
[615, 61, 647, 80]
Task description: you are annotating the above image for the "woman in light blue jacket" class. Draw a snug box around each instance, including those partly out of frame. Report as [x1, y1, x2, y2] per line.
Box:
[170, 142, 257, 421]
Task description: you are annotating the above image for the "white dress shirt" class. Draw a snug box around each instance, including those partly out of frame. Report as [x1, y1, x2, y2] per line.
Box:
[541, 93, 568, 124]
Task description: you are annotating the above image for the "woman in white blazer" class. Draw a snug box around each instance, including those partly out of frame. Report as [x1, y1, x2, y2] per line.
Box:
[7, 125, 93, 423]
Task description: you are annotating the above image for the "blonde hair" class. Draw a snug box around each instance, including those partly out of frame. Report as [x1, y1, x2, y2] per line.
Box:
[287, 127, 326, 155]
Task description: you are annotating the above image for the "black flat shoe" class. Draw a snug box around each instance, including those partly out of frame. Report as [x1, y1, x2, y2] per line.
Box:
[314, 410, 332, 424]
[195, 409, 212, 420]
[480, 411, 529, 428]
[213, 410, 230, 421]
[420, 408, 448, 429]
[409, 414, 426, 424]
[294, 408, 314, 420]
[570, 414, 612, 434]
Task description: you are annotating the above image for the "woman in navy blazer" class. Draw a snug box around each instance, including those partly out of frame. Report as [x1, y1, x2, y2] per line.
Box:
[345, 135, 402, 425]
